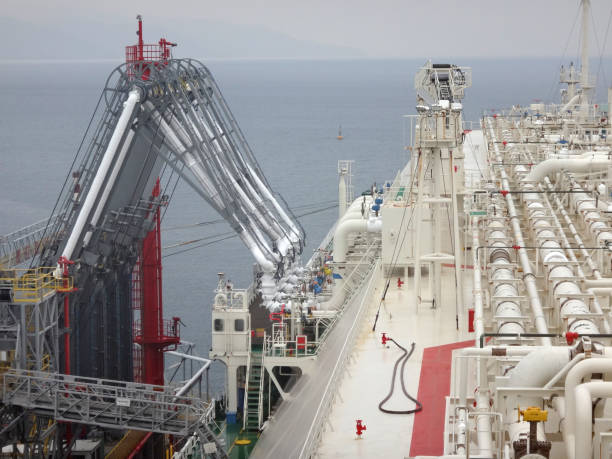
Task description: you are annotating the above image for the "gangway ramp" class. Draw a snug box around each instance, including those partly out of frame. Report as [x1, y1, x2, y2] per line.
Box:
[250, 255, 382, 458]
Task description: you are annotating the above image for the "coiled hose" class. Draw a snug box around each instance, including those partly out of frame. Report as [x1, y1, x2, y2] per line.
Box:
[378, 340, 423, 414]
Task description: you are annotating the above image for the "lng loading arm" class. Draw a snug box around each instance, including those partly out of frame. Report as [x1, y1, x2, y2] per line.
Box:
[0, 18, 303, 457]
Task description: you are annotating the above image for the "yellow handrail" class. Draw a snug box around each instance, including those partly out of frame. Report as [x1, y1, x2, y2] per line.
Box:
[0, 267, 74, 303]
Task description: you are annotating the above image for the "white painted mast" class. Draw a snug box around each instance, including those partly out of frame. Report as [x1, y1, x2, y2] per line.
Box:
[580, 0, 590, 92]
[580, 0, 593, 115]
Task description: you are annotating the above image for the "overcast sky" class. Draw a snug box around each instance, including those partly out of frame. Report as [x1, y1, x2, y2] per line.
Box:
[3, 0, 612, 59]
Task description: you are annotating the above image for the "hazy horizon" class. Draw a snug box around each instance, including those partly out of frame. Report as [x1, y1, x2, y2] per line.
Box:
[2, 1, 612, 60]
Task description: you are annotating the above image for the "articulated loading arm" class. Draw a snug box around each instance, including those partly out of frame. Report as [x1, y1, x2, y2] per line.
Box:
[51, 58, 304, 305]
[137, 58, 305, 299]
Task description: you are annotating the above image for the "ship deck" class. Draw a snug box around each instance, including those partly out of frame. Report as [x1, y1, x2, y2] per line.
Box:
[248, 130, 486, 458]
[316, 267, 473, 458]
[315, 129, 485, 458]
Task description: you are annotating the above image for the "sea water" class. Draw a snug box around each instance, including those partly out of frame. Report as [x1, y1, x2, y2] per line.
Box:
[1, 57, 611, 393]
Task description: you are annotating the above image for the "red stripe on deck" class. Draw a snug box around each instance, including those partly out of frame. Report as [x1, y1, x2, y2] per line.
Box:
[409, 340, 473, 457]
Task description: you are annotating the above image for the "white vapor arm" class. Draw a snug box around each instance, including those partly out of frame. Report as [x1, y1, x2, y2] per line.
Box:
[59, 88, 142, 266]
[247, 163, 302, 245]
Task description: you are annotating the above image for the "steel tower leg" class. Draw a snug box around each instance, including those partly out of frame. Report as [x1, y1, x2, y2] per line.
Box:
[141, 180, 165, 386]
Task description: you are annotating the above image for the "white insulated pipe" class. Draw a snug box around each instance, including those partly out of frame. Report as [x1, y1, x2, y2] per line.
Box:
[60, 88, 142, 264]
[226, 165, 290, 249]
[545, 177, 603, 278]
[506, 347, 570, 445]
[222, 164, 288, 255]
[333, 218, 382, 264]
[487, 119, 551, 346]
[580, 0, 590, 90]
[242, 230, 275, 273]
[472, 217, 485, 341]
[564, 357, 612, 459]
[487, 215, 525, 335]
[525, 157, 611, 183]
[147, 104, 224, 207]
[167, 351, 212, 398]
[512, 138, 601, 335]
[149, 104, 285, 276]
[83, 128, 136, 247]
[575, 381, 612, 459]
[540, 186, 610, 333]
[526, 198, 599, 335]
[455, 407, 467, 455]
[338, 171, 347, 218]
[322, 209, 381, 310]
[561, 93, 582, 113]
[511, 130, 610, 336]
[570, 180, 612, 244]
[152, 101, 287, 260]
[472, 218, 495, 457]
[247, 163, 303, 245]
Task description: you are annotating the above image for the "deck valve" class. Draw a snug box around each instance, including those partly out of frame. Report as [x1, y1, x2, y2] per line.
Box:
[512, 406, 551, 459]
[356, 419, 366, 438]
[381, 333, 389, 346]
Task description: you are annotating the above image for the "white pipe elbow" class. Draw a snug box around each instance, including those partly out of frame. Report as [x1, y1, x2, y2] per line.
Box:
[333, 217, 382, 263]
[564, 358, 612, 459]
[333, 219, 367, 263]
[525, 158, 612, 183]
[574, 381, 612, 459]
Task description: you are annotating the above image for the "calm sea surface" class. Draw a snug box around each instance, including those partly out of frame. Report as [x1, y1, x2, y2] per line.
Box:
[1, 57, 611, 392]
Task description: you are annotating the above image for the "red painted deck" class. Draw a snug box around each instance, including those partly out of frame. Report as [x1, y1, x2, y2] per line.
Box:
[409, 340, 473, 457]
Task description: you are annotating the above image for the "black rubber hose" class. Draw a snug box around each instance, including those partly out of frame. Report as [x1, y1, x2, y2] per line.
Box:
[378, 340, 423, 414]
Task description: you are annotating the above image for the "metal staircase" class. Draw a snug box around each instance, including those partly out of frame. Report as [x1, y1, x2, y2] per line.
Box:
[195, 425, 229, 458]
[243, 351, 264, 431]
[341, 239, 381, 295]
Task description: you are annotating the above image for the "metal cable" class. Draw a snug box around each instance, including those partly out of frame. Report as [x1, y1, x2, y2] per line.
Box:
[162, 203, 337, 258]
[546, 3, 581, 101]
[28, 89, 106, 268]
[372, 153, 423, 332]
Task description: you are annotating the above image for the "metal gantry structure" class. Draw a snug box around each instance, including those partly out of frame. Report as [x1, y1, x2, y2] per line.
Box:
[411, 62, 471, 314]
[0, 16, 303, 457]
[2, 370, 214, 436]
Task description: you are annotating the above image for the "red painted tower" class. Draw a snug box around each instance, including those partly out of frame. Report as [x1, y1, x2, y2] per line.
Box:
[127, 18, 180, 385]
[133, 184, 181, 386]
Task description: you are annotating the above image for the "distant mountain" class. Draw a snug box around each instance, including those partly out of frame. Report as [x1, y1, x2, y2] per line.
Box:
[0, 17, 364, 61]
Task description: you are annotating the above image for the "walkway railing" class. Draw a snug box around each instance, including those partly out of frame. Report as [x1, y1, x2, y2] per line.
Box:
[263, 239, 380, 359]
[298, 258, 382, 458]
[2, 370, 213, 436]
[0, 216, 59, 268]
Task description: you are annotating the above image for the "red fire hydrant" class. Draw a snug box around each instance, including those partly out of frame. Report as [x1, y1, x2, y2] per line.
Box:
[381, 333, 389, 346]
[356, 419, 366, 437]
[565, 331, 579, 345]
[397, 277, 404, 288]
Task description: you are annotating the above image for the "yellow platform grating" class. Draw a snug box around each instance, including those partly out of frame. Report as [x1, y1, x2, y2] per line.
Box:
[0, 267, 74, 303]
